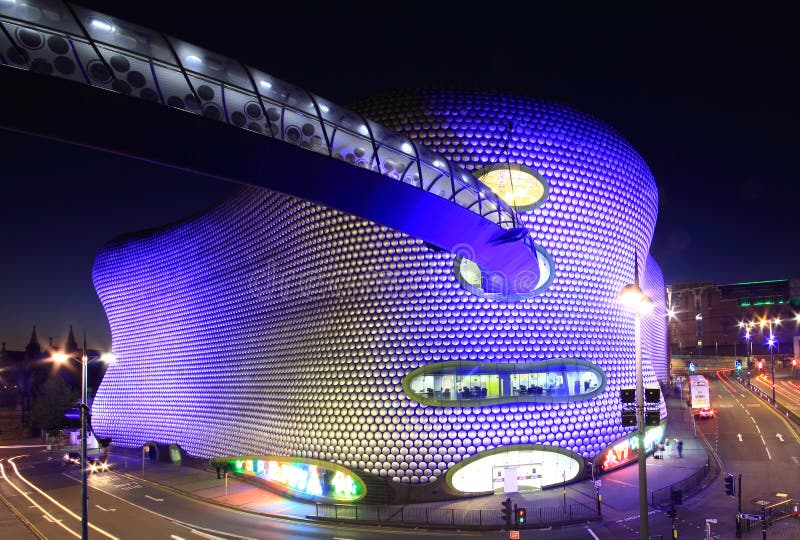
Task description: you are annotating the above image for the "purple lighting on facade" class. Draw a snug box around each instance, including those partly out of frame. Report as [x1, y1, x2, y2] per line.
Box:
[90, 88, 666, 493]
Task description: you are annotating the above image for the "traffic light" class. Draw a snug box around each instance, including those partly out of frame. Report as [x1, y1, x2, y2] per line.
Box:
[621, 410, 637, 426]
[645, 388, 661, 403]
[501, 497, 513, 526]
[735, 359, 742, 372]
[666, 508, 676, 519]
[724, 474, 735, 497]
[516, 506, 527, 526]
[688, 362, 696, 373]
[758, 360, 763, 370]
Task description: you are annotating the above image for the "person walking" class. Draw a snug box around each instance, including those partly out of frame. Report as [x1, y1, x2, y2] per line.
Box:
[677, 439, 683, 458]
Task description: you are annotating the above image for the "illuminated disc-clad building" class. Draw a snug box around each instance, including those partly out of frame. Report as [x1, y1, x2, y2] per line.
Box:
[89, 87, 667, 501]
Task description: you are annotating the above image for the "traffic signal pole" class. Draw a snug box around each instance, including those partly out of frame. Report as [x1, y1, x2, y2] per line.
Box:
[737, 474, 743, 537]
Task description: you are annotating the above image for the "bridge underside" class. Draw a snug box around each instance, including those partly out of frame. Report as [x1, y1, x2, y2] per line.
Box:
[0, 67, 539, 294]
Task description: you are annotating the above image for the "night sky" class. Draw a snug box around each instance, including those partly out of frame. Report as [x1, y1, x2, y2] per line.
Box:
[1, 1, 798, 350]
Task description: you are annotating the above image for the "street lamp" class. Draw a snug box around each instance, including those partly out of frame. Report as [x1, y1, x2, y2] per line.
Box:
[52, 333, 115, 540]
[740, 321, 754, 384]
[753, 317, 780, 406]
[767, 321, 777, 406]
[619, 258, 654, 540]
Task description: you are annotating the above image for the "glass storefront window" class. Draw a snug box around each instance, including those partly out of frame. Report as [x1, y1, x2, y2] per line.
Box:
[403, 360, 606, 406]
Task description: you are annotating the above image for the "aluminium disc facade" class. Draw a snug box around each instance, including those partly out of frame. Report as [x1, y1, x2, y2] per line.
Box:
[91, 88, 666, 492]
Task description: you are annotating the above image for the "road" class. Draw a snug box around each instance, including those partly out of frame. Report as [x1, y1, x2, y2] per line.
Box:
[2, 445, 601, 540]
[5, 376, 800, 540]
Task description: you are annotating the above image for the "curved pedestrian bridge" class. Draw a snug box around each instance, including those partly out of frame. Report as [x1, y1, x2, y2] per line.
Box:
[0, 0, 541, 295]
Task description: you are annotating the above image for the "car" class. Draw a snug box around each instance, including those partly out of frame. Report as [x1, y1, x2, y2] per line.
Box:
[696, 407, 715, 419]
[62, 451, 110, 473]
[62, 451, 81, 466]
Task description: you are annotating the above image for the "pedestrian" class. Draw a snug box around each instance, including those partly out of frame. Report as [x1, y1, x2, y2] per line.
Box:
[664, 438, 671, 457]
[677, 439, 683, 458]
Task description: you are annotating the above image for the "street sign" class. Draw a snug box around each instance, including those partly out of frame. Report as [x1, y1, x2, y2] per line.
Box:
[509, 531, 520, 539]
[740, 513, 763, 521]
[594, 479, 602, 488]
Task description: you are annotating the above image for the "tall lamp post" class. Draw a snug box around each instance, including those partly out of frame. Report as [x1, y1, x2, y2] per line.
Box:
[768, 321, 777, 406]
[619, 257, 654, 540]
[52, 334, 115, 540]
[757, 318, 780, 406]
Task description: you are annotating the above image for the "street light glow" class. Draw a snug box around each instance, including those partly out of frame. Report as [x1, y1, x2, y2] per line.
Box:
[619, 283, 645, 307]
[52, 352, 69, 363]
[100, 352, 116, 363]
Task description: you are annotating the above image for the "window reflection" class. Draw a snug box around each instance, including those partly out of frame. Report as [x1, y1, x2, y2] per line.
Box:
[405, 360, 604, 405]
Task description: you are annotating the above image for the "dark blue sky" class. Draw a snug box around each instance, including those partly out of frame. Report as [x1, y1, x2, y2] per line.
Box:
[2, 1, 798, 350]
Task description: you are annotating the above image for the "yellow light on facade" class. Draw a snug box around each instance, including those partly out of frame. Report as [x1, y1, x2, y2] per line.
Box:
[475, 163, 548, 212]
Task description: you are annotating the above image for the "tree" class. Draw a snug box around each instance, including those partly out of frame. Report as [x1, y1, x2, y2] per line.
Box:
[30, 378, 77, 435]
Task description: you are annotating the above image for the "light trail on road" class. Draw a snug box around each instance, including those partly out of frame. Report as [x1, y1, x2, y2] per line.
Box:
[1, 456, 80, 538]
[6, 455, 120, 540]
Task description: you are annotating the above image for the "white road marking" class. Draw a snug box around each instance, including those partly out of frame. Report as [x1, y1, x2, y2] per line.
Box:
[144, 494, 164, 502]
[766, 447, 772, 460]
[737, 434, 743, 442]
[761, 435, 766, 445]
[95, 504, 116, 512]
[776, 433, 785, 442]
[170, 536, 186, 540]
[791, 456, 799, 464]
[43, 514, 64, 523]
[190, 530, 226, 540]
[587, 528, 601, 540]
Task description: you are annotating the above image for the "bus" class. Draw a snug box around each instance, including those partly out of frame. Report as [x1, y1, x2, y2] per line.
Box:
[688, 374, 713, 418]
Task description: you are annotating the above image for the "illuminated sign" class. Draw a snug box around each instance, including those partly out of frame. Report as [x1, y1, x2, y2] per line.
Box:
[211, 456, 365, 502]
[597, 424, 665, 472]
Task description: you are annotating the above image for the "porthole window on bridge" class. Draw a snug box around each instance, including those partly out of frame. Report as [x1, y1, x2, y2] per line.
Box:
[474, 163, 549, 212]
[402, 359, 606, 406]
[453, 244, 554, 302]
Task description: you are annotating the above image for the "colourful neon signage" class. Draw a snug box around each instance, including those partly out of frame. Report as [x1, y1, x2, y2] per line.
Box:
[597, 424, 664, 472]
[213, 456, 365, 502]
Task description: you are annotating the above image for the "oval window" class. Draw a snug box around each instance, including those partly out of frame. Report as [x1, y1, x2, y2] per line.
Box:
[474, 163, 549, 212]
[210, 455, 366, 502]
[453, 243, 554, 301]
[446, 445, 584, 493]
[403, 359, 606, 406]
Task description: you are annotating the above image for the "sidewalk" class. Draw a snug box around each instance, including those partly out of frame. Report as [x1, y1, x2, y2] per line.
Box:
[90, 389, 711, 527]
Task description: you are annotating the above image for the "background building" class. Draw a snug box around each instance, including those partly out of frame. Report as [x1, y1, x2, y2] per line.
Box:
[667, 278, 800, 359]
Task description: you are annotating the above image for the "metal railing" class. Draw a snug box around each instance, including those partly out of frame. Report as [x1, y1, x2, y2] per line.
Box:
[315, 500, 600, 530]
[740, 499, 799, 533]
[0, 0, 525, 235]
[650, 457, 710, 507]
